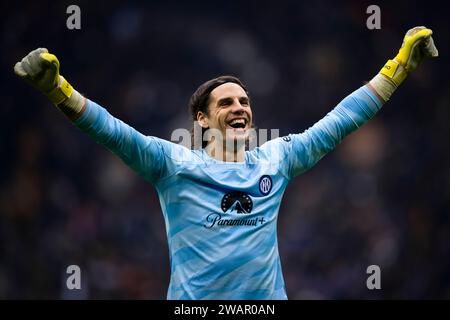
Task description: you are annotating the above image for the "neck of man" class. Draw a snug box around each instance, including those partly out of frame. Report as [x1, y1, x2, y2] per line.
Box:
[206, 139, 246, 162]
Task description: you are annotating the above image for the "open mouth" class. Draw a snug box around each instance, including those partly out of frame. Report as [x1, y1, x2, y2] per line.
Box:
[226, 118, 248, 130]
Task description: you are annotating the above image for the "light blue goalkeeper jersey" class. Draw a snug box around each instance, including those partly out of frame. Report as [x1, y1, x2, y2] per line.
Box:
[74, 85, 382, 299]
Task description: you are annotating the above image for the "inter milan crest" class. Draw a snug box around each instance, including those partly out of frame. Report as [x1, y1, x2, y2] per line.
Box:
[259, 175, 272, 196]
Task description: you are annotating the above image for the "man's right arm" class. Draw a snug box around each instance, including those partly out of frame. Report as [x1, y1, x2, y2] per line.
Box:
[76, 98, 168, 182]
[14, 48, 166, 183]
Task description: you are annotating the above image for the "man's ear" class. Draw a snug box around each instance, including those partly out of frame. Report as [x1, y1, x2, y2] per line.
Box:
[197, 111, 209, 129]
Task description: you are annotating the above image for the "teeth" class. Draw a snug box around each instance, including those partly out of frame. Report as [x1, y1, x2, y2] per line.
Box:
[229, 119, 246, 125]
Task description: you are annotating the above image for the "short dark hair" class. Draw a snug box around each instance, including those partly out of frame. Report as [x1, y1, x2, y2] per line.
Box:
[189, 75, 249, 149]
[189, 75, 249, 121]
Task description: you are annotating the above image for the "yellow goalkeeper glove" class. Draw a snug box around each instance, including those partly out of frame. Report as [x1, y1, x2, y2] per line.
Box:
[380, 26, 439, 86]
[14, 48, 75, 105]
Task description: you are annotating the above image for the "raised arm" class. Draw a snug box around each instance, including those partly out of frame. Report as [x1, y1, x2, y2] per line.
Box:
[284, 26, 438, 178]
[13, 48, 166, 182]
[368, 26, 438, 103]
[13, 48, 86, 121]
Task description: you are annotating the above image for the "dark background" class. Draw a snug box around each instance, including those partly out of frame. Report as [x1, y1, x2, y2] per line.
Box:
[1, 0, 449, 299]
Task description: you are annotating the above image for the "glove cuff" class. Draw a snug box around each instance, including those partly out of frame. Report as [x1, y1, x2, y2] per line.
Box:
[369, 73, 397, 102]
[56, 88, 84, 116]
[379, 59, 408, 86]
[45, 76, 73, 105]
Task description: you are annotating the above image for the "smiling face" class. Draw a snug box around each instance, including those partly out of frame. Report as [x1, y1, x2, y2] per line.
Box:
[197, 82, 253, 145]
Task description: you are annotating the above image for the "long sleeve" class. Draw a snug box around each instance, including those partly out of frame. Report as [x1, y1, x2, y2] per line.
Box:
[288, 85, 383, 177]
[257, 85, 384, 179]
[74, 99, 167, 183]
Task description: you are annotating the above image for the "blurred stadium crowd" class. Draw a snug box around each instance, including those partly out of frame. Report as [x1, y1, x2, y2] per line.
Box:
[1, 0, 449, 299]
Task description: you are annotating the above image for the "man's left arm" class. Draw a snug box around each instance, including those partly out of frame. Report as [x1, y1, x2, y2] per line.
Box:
[286, 26, 438, 178]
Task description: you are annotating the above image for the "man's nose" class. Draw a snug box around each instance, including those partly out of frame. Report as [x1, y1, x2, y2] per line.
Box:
[231, 100, 245, 113]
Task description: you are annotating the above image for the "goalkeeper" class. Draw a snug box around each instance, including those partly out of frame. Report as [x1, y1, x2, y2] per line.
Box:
[14, 27, 438, 299]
